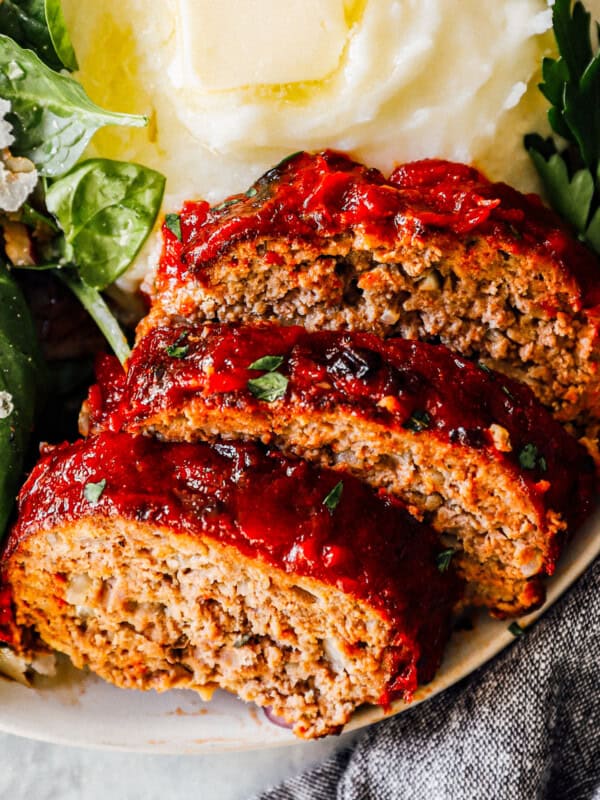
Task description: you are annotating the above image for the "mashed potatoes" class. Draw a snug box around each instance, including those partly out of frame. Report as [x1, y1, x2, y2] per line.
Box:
[61, 0, 558, 203]
[61, 0, 600, 290]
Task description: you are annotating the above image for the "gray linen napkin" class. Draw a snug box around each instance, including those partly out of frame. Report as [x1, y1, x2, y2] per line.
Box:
[253, 557, 600, 800]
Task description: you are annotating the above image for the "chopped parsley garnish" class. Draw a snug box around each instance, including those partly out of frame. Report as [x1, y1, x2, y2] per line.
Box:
[276, 151, 303, 169]
[245, 187, 258, 198]
[322, 481, 344, 515]
[508, 621, 525, 637]
[478, 362, 492, 375]
[436, 548, 455, 573]
[233, 634, 252, 648]
[165, 332, 189, 359]
[403, 409, 431, 432]
[518, 443, 547, 472]
[84, 479, 106, 505]
[501, 385, 515, 400]
[247, 371, 288, 402]
[248, 355, 284, 372]
[164, 213, 182, 242]
[213, 196, 242, 212]
[525, 0, 600, 256]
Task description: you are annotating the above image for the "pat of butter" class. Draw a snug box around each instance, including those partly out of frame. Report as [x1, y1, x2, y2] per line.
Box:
[172, 0, 348, 91]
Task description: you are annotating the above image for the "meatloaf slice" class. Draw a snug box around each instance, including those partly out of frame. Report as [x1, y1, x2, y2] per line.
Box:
[1, 432, 459, 739]
[144, 151, 600, 434]
[93, 323, 597, 617]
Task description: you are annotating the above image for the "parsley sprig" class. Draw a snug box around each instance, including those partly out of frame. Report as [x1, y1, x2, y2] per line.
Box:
[525, 0, 600, 254]
[247, 354, 288, 402]
[322, 481, 344, 515]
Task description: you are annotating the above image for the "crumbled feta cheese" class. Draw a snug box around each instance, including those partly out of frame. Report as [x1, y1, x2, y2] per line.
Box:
[0, 98, 14, 149]
[0, 100, 38, 212]
[0, 148, 38, 212]
[0, 391, 14, 420]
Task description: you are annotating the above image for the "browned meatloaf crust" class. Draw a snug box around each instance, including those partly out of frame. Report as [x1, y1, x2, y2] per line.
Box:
[144, 151, 600, 435]
[1, 432, 459, 738]
[88, 323, 597, 618]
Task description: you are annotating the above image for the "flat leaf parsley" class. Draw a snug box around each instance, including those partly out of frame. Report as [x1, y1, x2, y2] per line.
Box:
[526, 0, 600, 255]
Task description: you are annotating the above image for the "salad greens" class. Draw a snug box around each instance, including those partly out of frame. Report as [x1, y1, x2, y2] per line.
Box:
[44, 0, 78, 71]
[0, 261, 42, 538]
[56, 271, 132, 365]
[0, 0, 166, 541]
[0, 35, 147, 177]
[0, 0, 77, 72]
[46, 158, 165, 289]
[526, 0, 600, 255]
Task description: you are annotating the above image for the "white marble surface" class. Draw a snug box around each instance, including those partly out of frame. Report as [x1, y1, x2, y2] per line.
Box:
[0, 729, 361, 799]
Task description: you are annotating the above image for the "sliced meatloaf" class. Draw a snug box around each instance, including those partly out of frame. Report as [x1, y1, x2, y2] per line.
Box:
[144, 151, 600, 434]
[90, 323, 597, 617]
[1, 432, 459, 739]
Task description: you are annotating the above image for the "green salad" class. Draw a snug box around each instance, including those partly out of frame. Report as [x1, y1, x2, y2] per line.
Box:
[0, 0, 164, 542]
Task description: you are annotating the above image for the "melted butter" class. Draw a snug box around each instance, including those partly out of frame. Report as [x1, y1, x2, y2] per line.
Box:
[343, 0, 368, 27]
[64, 8, 154, 161]
[248, 0, 368, 104]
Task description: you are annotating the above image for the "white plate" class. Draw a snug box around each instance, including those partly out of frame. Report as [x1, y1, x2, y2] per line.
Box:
[0, 504, 597, 753]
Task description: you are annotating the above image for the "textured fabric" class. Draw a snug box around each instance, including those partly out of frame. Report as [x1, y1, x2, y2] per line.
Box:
[253, 558, 600, 800]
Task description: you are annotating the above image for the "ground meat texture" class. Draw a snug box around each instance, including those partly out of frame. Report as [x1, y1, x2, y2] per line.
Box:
[144, 152, 600, 436]
[95, 323, 597, 618]
[1, 432, 458, 739]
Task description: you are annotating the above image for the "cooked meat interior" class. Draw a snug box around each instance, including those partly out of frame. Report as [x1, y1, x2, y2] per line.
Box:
[2, 433, 458, 738]
[144, 152, 600, 434]
[95, 323, 597, 617]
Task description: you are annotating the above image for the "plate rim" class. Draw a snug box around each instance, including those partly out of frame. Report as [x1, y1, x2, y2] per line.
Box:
[0, 505, 597, 754]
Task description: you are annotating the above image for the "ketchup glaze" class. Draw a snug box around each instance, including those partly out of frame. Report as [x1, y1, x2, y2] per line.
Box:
[111, 323, 596, 545]
[155, 151, 600, 312]
[2, 432, 460, 695]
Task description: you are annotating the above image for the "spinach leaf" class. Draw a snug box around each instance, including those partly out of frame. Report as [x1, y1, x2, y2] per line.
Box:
[44, 0, 78, 72]
[0, 0, 60, 70]
[0, 35, 147, 176]
[46, 158, 165, 289]
[55, 270, 131, 364]
[0, 0, 77, 72]
[0, 262, 42, 540]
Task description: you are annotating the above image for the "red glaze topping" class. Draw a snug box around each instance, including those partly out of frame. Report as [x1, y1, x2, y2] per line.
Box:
[155, 151, 600, 312]
[0, 585, 15, 646]
[100, 323, 596, 537]
[3, 432, 460, 695]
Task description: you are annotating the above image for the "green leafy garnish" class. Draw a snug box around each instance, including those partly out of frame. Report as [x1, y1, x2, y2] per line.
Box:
[322, 481, 343, 515]
[0, 0, 77, 72]
[165, 332, 189, 359]
[44, 0, 78, 71]
[84, 478, 106, 505]
[526, 0, 600, 255]
[0, 262, 43, 539]
[0, 35, 147, 176]
[164, 213, 182, 242]
[56, 271, 131, 365]
[248, 355, 284, 372]
[46, 158, 165, 289]
[212, 196, 242, 212]
[403, 409, 431, 432]
[19, 202, 59, 232]
[518, 443, 547, 472]
[247, 371, 288, 402]
[508, 621, 525, 637]
[436, 548, 455, 573]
